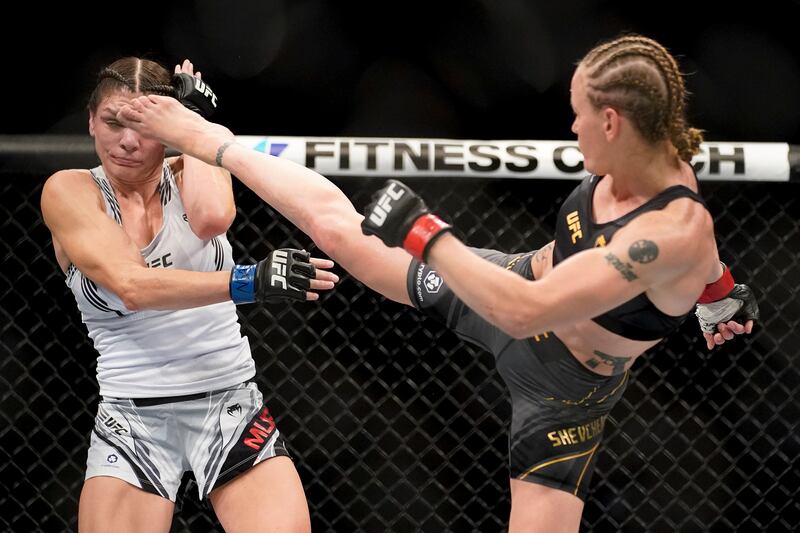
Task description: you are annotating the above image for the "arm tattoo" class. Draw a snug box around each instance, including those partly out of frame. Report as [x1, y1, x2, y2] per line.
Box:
[585, 350, 631, 375]
[215, 141, 234, 167]
[604, 253, 638, 281]
[628, 240, 659, 264]
[534, 242, 554, 263]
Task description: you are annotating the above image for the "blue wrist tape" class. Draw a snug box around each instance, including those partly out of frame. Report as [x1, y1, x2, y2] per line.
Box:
[230, 264, 257, 304]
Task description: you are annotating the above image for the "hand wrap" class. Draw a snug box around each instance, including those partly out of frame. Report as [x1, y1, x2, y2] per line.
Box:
[695, 264, 760, 333]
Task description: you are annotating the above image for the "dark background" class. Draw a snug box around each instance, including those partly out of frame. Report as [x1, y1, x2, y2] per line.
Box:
[1, 2, 799, 532]
[2, 0, 800, 144]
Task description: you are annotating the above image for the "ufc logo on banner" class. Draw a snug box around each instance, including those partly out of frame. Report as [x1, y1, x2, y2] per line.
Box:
[193, 77, 218, 108]
[368, 183, 405, 226]
[271, 250, 288, 289]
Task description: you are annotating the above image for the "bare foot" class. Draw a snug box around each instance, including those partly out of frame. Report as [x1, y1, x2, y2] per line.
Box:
[117, 95, 234, 166]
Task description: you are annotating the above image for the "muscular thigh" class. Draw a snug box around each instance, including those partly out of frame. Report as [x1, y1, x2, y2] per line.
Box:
[79, 476, 173, 533]
[509, 479, 584, 533]
[500, 334, 628, 501]
[407, 247, 534, 355]
[209, 456, 310, 533]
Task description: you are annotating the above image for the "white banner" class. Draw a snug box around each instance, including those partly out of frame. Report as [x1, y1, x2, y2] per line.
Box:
[235, 136, 792, 181]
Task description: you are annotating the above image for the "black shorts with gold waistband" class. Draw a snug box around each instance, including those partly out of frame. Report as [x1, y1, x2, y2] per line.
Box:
[407, 247, 628, 500]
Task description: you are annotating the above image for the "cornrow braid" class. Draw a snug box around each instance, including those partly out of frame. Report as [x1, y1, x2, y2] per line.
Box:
[97, 68, 132, 88]
[580, 35, 703, 161]
[141, 83, 176, 97]
[627, 37, 697, 158]
[591, 46, 673, 139]
[582, 35, 646, 68]
[88, 57, 173, 113]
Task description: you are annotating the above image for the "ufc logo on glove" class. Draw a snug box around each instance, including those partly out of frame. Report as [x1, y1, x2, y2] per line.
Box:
[270, 250, 288, 290]
[368, 183, 406, 226]
[229, 248, 316, 304]
[361, 179, 452, 262]
[192, 78, 218, 108]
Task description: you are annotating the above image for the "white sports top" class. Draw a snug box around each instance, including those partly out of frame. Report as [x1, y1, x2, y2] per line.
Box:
[65, 163, 255, 398]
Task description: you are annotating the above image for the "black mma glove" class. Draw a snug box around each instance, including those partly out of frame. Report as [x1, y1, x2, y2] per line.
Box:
[229, 248, 315, 304]
[172, 72, 218, 118]
[361, 179, 452, 262]
[695, 263, 760, 334]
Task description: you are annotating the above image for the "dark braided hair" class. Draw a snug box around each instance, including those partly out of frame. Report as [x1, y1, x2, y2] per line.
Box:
[579, 35, 703, 162]
[88, 57, 174, 112]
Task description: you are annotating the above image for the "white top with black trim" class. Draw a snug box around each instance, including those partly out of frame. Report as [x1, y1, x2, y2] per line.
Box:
[65, 163, 254, 398]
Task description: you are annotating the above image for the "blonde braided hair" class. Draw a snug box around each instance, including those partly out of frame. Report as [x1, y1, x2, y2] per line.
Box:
[580, 35, 703, 161]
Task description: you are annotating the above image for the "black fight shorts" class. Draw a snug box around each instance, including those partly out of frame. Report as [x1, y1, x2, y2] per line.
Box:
[407, 248, 628, 500]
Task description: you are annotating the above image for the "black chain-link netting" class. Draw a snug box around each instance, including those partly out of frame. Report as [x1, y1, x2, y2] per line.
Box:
[1, 174, 798, 532]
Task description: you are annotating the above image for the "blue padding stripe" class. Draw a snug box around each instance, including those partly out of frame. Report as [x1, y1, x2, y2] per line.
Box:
[230, 264, 257, 304]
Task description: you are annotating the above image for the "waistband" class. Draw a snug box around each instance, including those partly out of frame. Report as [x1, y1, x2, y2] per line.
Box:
[106, 381, 253, 407]
[535, 333, 613, 377]
[131, 391, 208, 407]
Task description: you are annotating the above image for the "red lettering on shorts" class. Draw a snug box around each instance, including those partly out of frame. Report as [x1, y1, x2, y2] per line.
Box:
[243, 407, 276, 451]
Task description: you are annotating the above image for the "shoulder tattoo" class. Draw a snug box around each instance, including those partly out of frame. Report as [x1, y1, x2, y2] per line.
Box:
[628, 240, 659, 264]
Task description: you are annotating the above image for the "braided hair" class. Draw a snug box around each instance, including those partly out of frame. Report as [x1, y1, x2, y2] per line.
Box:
[88, 57, 173, 112]
[579, 35, 703, 162]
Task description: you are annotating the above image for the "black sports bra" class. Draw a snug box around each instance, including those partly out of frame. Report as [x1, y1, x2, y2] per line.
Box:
[552, 175, 708, 341]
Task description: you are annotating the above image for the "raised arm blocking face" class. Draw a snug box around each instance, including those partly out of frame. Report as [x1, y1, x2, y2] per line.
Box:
[116, 94, 235, 166]
[114, 93, 416, 305]
[173, 155, 236, 240]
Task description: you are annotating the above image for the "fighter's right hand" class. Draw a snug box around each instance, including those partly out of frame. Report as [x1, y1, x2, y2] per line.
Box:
[361, 179, 452, 262]
[696, 282, 760, 349]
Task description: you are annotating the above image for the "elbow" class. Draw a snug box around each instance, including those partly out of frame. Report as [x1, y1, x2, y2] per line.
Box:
[310, 214, 344, 255]
[483, 305, 521, 339]
[507, 327, 531, 340]
[299, 185, 358, 253]
[488, 299, 540, 340]
[504, 319, 535, 340]
[115, 275, 145, 311]
[114, 269, 152, 311]
[121, 296, 144, 312]
[308, 205, 361, 258]
[190, 209, 236, 240]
